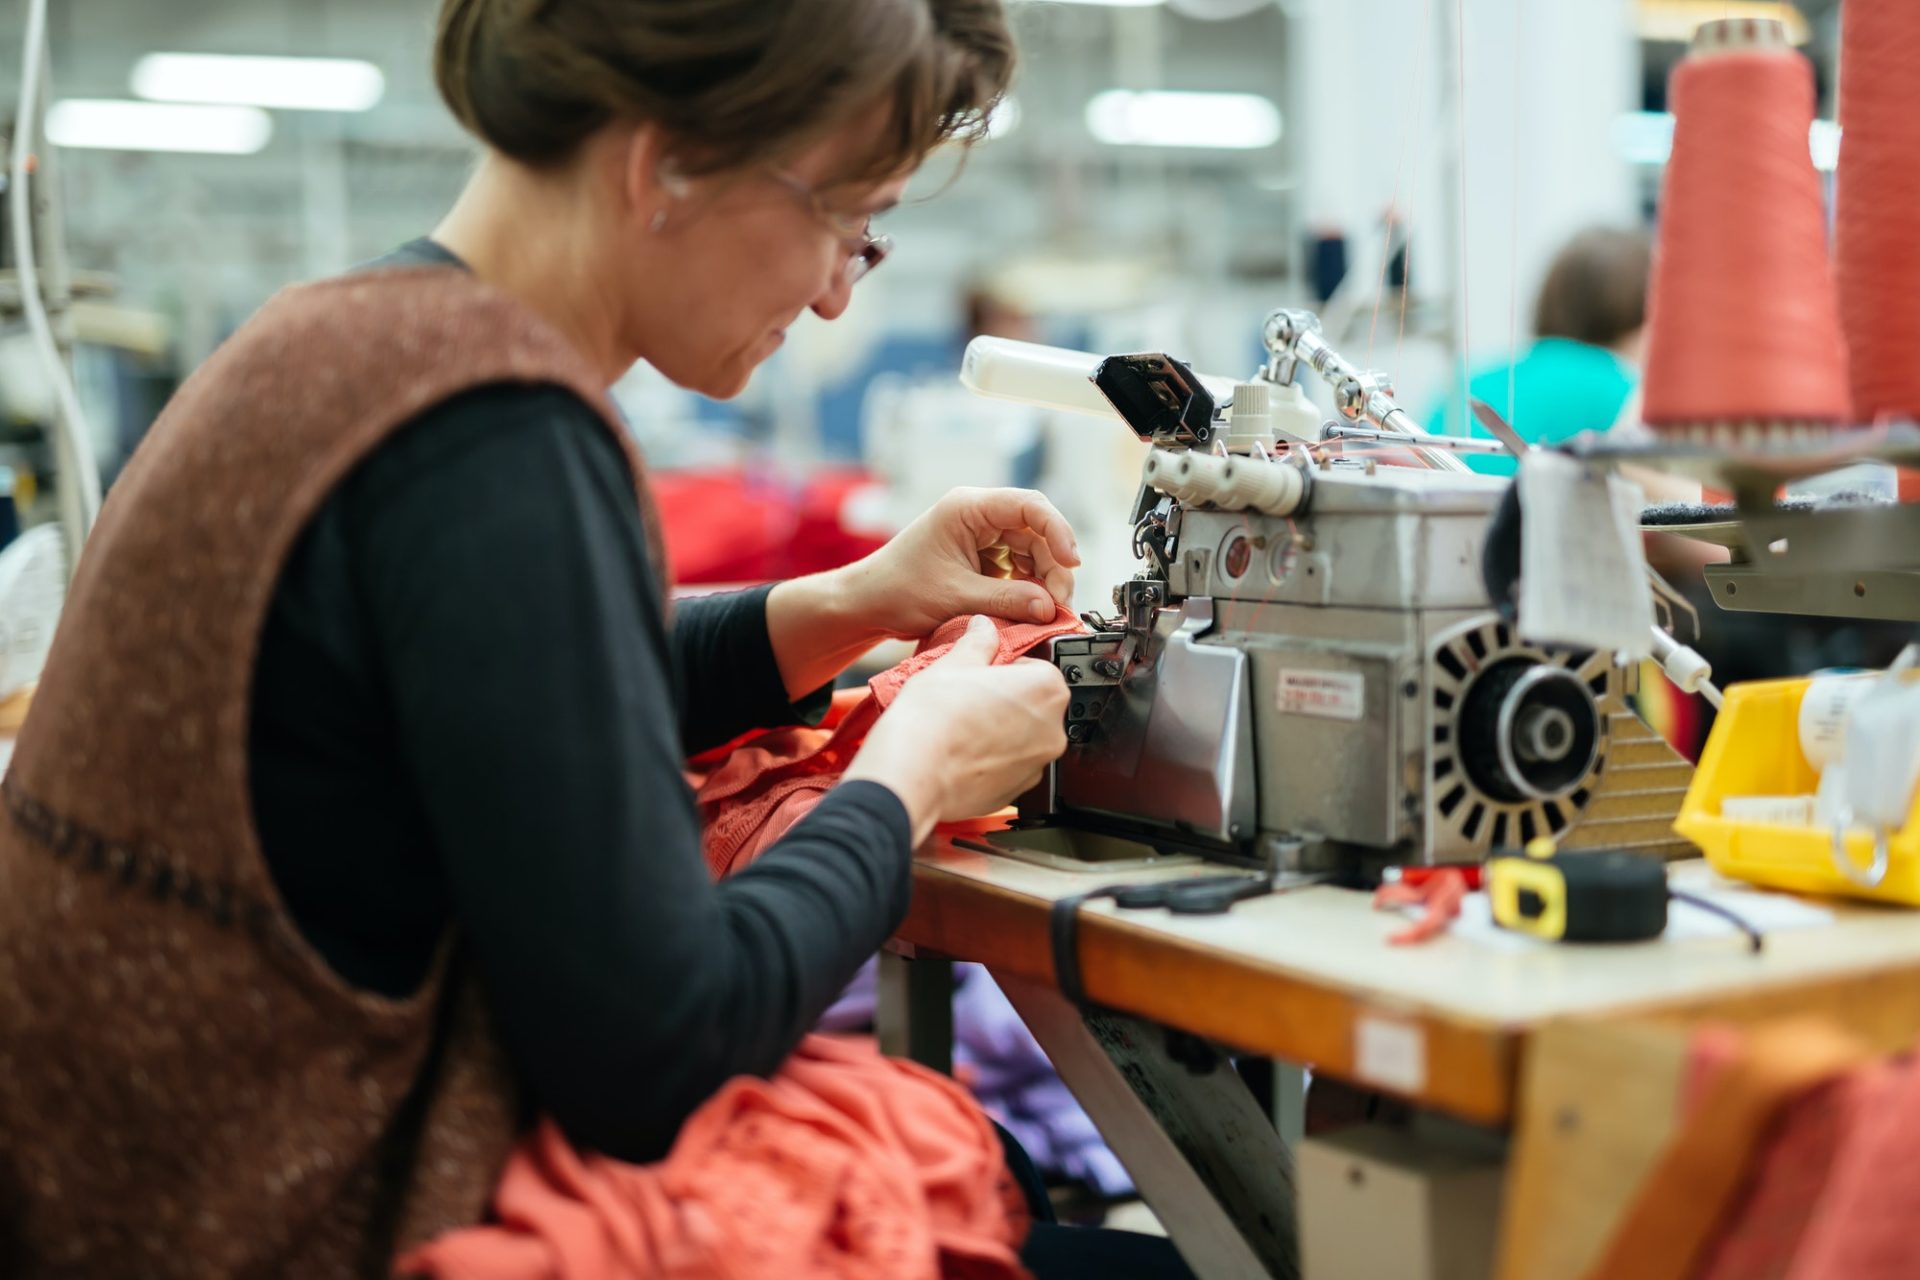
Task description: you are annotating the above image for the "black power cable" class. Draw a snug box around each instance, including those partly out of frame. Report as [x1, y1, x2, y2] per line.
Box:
[1669, 888, 1766, 954]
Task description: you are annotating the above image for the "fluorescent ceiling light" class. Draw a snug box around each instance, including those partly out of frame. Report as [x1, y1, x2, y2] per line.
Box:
[1086, 89, 1281, 150]
[47, 99, 272, 154]
[1633, 0, 1810, 45]
[133, 53, 385, 112]
[1613, 110, 1840, 172]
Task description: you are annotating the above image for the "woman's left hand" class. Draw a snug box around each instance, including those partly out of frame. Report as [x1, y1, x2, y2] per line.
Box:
[840, 487, 1081, 638]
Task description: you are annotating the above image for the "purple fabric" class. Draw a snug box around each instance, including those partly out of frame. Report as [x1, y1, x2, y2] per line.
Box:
[820, 959, 1135, 1197]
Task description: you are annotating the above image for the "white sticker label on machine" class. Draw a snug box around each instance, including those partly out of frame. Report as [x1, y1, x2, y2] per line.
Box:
[1277, 670, 1365, 721]
[1354, 1016, 1427, 1094]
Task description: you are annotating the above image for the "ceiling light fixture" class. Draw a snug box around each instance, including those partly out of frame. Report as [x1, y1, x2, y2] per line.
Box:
[47, 99, 273, 154]
[132, 53, 385, 113]
[1085, 89, 1282, 150]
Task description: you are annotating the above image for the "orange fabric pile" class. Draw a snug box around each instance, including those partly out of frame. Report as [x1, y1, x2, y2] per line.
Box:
[398, 1036, 1027, 1280]
[398, 610, 1082, 1280]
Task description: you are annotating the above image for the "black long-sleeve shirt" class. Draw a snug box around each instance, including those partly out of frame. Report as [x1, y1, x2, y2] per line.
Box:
[247, 244, 911, 1163]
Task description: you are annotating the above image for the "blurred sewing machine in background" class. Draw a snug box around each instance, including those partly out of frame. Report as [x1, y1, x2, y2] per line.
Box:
[959, 311, 1698, 882]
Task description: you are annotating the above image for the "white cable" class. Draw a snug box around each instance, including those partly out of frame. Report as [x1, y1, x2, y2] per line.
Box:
[12, 0, 103, 544]
[1649, 625, 1724, 710]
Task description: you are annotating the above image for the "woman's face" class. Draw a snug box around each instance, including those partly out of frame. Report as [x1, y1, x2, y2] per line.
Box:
[627, 118, 911, 399]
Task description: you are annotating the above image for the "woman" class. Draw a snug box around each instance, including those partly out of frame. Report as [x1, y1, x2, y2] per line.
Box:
[0, 1, 1188, 1275]
[1427, 225, 1653, 475]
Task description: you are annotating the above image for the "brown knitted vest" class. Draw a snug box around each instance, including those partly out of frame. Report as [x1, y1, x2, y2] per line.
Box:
[0, 266, 665, 1276]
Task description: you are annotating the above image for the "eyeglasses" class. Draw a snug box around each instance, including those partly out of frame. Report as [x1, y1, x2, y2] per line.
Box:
[765, 168, 894, 286]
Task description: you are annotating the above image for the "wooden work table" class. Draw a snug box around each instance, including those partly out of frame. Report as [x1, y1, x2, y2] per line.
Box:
[891, 836, 1920, 1278]
[901, 839, 1920, 1124]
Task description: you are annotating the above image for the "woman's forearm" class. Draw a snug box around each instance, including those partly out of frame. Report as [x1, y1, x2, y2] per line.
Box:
[764, 566, 890, 699]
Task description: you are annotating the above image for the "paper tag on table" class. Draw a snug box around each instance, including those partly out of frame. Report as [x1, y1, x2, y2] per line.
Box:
[1516, 452, 1654, 659]
[1354, 1016, 1426, 1093]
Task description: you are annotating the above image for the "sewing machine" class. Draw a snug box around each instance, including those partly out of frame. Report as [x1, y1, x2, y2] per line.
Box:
[961, 311, 1695, 880]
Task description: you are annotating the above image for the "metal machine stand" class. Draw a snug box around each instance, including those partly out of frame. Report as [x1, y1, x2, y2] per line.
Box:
[876, 950, 1301, 1280]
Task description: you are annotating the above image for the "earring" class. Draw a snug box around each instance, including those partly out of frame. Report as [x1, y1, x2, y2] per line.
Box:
[651, 164, 686, 233]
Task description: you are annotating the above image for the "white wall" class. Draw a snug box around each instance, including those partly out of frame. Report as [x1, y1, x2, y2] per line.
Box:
[1288, 0, 1639, 418]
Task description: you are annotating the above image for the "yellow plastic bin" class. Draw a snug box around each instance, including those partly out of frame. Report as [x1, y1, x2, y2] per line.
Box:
[1675, 675, 1920, 906]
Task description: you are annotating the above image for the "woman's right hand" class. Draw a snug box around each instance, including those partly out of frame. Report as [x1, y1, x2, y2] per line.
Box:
[842, 615, 1070, 847]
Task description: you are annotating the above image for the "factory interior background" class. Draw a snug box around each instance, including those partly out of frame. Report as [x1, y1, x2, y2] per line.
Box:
[15, 2, 1920, 1272]
[0, 0, 1881, 739]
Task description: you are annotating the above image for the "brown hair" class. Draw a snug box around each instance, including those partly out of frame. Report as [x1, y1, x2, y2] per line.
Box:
[434, 0, 1014, 183]
[1533, 226, 1653, 349]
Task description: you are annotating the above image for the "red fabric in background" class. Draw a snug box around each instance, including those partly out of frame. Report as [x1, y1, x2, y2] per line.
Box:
[790, 470, 891, 578]
[696, 608, 1085, 879]
[651, 468, 887, 585]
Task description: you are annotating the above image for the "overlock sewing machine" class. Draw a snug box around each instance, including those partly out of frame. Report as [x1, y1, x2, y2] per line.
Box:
[960, 310, 1696, 882]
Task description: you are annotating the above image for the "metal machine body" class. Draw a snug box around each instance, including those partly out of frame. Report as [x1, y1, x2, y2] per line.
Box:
[987, 311, 1694, 876]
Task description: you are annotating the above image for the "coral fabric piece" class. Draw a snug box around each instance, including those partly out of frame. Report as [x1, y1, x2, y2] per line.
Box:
[397, 1035, 1028, 1280]
[1370, 870, 1468, 945]
[1584, 1020, 1877, 1280]
[820, 962, 1135, 1198]
[1605, 1021, 1920, 1280]
[698, 608, 1084, 878]
[1696, 1063, 1902, 1280]
[1782, 1049, 1920, 1280]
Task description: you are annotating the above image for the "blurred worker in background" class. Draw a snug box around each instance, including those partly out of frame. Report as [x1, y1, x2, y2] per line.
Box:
[0, 1, 1191, 1275]
[1428, 225, 1652, 475]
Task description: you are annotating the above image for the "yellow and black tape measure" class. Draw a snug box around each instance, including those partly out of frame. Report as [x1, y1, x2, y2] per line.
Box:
[1487, 839, 1668, 943]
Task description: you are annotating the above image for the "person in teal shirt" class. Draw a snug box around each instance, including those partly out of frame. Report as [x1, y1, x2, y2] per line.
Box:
[1427, 226, 1653, 476]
